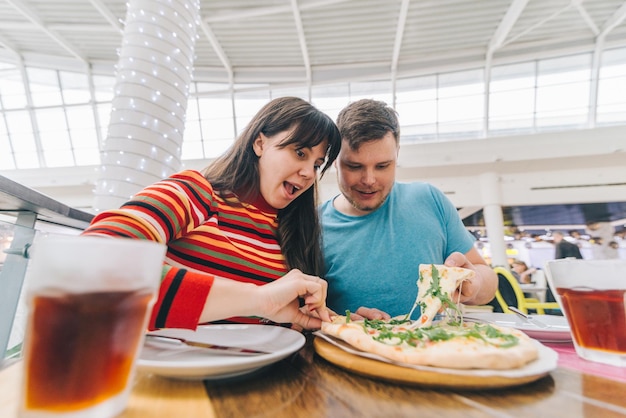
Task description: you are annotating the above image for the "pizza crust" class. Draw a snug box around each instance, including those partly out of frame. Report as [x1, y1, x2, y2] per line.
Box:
[321, 317, 539, 370]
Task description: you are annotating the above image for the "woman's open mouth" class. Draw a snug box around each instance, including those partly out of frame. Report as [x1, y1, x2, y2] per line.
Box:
[284, 181, 301, 197]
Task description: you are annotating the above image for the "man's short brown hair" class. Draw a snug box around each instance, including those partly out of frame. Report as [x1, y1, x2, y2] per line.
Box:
[336, 99, 400, 150]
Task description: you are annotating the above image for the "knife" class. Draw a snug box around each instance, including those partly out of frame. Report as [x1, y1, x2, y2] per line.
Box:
[145, 334, 271, 356]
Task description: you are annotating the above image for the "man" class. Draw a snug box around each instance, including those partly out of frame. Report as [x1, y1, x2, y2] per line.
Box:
[319, 99, 497, 320]
[552, 231, 583, 259]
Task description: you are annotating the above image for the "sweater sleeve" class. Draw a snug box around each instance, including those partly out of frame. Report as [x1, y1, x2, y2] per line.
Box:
[82, 170, 217, 330]
[148, 265, 214, 330]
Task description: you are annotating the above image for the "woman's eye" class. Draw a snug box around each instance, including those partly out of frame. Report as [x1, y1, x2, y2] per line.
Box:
[295, 149, 305, 158]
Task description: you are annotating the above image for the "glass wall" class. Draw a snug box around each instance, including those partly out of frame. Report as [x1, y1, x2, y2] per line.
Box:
[598, 47, 626, 124]
[1, 46, 626, 170]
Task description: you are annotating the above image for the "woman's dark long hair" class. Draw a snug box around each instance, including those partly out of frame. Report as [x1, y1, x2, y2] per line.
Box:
[203, 97, 340, 276]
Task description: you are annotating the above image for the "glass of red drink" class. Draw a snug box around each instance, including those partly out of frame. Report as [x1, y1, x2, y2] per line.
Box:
[546, 259, 626, 367]
[19, 235, 166, 418]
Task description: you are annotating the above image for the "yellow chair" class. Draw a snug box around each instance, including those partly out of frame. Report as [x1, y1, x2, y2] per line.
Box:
[491, 266, 561, 315]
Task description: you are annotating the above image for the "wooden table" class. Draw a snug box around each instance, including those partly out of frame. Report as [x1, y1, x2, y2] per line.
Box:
[2, 334, 626, 418]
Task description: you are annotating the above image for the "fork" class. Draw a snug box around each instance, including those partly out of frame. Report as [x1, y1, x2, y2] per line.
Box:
[508, 306, 550, 329]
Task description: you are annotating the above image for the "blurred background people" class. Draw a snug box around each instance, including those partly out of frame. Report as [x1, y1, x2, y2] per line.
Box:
[585, 221, 616, 259]
[553, 231, 583, 260]
[510, 260, 536, 284]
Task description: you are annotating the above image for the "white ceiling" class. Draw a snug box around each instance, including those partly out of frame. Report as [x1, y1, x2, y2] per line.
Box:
[1, 0, 626, 228]
[1, 0, 626, 85]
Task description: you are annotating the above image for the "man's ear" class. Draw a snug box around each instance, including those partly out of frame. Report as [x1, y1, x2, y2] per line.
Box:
[253, 133, 265, 157]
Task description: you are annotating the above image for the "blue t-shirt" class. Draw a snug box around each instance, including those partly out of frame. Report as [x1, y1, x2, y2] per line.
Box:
[319, 182, 476, 318]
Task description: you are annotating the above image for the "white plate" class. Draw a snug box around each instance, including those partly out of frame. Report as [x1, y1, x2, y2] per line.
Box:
[462, 313, 572, 342]
[137, 324, 306, 380]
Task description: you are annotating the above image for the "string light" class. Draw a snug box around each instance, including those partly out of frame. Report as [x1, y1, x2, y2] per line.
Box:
[94, 0, 200, 210]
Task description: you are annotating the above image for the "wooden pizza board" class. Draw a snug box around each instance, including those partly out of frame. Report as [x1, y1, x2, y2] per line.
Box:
[313, 337, 549, 390]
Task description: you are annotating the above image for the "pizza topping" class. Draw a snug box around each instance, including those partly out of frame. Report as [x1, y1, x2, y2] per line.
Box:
[363, 317, 519, 349]
[345, 310, 352, 323]
[418, 265, 458, 314]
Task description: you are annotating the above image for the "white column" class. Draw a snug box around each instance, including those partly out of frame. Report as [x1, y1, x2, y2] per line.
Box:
[94, 0, 201, 211]
[480, 172, 508, 268]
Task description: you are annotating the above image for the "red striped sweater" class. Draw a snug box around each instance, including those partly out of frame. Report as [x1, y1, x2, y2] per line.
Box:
[82, 170, 287, 330]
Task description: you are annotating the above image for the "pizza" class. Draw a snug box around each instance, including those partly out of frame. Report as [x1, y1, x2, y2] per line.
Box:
[412, 263, 475, 327]
[321, 314, 538, 369]
[320, 264, 539, 370]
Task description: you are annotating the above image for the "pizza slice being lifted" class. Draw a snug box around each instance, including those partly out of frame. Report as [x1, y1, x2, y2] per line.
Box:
[410, 264, 475, 327]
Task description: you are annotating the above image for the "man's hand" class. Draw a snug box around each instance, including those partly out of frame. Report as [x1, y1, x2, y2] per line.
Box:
[352, 306, 391, 321]
[444, 249, 498, 305]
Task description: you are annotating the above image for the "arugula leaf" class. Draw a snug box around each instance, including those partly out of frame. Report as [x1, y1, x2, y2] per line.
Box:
[367, 321, 519, 348]
[426, 264, 462, 318]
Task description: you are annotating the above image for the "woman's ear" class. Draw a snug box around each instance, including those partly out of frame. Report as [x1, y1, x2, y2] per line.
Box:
[253, 133, 265, 157]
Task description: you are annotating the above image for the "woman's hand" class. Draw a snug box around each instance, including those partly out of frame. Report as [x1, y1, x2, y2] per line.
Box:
[256, 269, 331, 329]
[199, 270, 330, 329]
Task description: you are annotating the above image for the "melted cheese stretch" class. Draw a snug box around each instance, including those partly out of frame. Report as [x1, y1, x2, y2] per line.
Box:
[362, 318, 520, 349]
[408, 264, 473, 328]
[416, 266, 442, 326]
[405, 265, 457, 327]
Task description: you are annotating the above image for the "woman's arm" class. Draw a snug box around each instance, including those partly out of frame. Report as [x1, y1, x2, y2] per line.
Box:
[199, 269, 331, 329]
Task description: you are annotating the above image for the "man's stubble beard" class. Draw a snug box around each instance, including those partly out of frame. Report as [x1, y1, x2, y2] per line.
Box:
[340, 184, 385, 213]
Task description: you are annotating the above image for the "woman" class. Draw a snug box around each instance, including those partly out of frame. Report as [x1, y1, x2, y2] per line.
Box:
[511, 260, 536, 284]
[82, 97, 341, 331]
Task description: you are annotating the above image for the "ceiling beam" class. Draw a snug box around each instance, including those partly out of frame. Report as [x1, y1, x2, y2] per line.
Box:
[291, 0, 311, 84]
[45, 24, 119, 33]
[204, 0, 349, 23]
[88, 0, 124, 35]
[485, 0, 529, 136]
[599, 0, 626, 38]
[572, 0, 600, 36]
[587, 0, 626, 128]
[391, 0, 410, 75]
[198, 19, 233, 83]
[502, 1, 572, 48]
[5, 0, 86, 64]
[488, 0, 529, 54]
